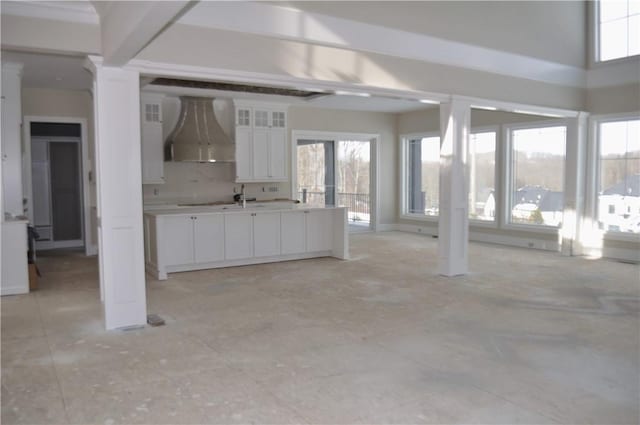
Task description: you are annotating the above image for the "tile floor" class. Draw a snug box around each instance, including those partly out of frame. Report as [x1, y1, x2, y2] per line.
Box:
[2, 232, 639, 424]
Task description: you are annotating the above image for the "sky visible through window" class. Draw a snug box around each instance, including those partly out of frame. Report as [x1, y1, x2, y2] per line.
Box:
[599, 0, 640, 61]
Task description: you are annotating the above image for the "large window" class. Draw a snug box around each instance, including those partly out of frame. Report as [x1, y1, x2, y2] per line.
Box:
[598, 119, 640, 233]
[469, 131, 496, 221]
[510, 126, 566, 227]
[404, 135, 440, 216]
[598, 0, 640, 61]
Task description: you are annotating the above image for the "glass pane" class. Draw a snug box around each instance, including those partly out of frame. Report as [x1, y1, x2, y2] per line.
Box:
[510, 126, 566, 227]
[598, 119, 640, 233]
[407, 136, 440, 216]
[601, 18, 629, 60]
[469, 132, 496, 221]
[297, 142, 327, 206]
[629, 0, 640, 15]
[600, 0, 628, 22]
[336, 140, 371, 225]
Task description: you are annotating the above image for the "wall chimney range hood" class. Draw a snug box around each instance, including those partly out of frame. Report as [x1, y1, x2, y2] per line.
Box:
[165, 97, 234, 162]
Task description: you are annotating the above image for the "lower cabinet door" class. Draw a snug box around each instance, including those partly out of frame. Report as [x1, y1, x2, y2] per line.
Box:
[162, 215, 194, 266]
[193, 214, 225, 263]
[306, 210, 334, 252]
[280, 211, 306, 255]
[224, 213, 253, 260]
[253, 212, 281, 257]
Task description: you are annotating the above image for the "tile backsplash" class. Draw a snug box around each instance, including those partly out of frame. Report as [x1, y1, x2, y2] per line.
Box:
[142, 162, 290, 204]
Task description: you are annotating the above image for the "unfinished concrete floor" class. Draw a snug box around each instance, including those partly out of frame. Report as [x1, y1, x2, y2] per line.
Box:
[2, 232, 639, 424]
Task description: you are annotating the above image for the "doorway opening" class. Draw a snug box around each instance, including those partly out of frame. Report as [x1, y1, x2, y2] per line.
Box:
[293, 133, 378, 232]
[25, 120, 91, 253]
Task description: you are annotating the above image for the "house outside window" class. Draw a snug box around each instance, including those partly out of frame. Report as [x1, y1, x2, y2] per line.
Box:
[597, 118, 640, 233]
[509, 125, 567, 227]
[402, 134, 440, 217]
[598, 0, 640, 61]
[469, 131, 497, 221]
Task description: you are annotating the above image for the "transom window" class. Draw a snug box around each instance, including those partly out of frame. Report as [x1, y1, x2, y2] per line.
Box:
[598, 0, 640, 61]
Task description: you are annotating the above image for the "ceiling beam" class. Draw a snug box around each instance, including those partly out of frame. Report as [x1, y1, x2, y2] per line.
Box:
[98, 1, 192, 66]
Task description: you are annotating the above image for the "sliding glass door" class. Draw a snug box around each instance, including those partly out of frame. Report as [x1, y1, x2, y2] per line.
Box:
[297, 138, 372, 231]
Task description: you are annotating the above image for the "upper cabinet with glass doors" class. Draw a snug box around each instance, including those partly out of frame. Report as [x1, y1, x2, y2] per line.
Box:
[234, 101, 288, 182]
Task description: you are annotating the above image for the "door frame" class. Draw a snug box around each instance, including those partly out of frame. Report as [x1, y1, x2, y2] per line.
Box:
[291, 130, 380, 231]
[23, 116, 94, 256]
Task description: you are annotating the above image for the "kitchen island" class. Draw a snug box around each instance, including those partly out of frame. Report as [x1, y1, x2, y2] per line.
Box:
[144, 203, 349, 280]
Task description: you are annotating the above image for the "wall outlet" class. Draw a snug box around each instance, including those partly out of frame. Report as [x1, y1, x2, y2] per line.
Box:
[153, 188, 159, 196]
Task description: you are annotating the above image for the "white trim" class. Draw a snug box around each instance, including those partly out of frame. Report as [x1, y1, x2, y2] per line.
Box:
[177, 1, 586, 88]
[1, 1, 99, 25]
[22, 116, 94, 257]
[290, 130, 380, 232]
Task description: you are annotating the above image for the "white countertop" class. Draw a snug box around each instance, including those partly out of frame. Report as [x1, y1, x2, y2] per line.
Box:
[144, 203, 345, 216]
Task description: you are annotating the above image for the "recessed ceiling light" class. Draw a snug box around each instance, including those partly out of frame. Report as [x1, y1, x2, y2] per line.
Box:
[55, 76, 63, 81]
[419, 99, 439, 104]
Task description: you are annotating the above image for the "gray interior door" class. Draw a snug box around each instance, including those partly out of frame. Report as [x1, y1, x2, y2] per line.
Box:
[49, 142, 82, 241]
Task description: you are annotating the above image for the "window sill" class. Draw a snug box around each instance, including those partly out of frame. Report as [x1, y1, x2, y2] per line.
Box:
[502, 222, 560, 235]
[469, 219, 497, 228]
[400, 213, 438, 222]
[602, 232, 640, 243]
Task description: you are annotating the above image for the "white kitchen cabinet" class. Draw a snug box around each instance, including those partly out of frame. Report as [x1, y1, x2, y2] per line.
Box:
[280, 209, 334, 254]
[224, 211, 280, 259]
[1, 220, 29, 296]
[280, 210, 306, 255]
[144, 206, 348, 280]
[306, 209, 334, 252]
[2, 63, 24, 217]
[194, 214, 225, 263]
[253, 211, 281, 257]
[234, 101, 288, 182]
[161, 213, 225, 267]
[162, 215, 194, 266]
[224, 212, 253, 260]
[140, 93, 165, 184]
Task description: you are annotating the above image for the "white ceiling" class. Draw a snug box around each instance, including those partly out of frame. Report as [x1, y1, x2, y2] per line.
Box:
[2, 49, 432, 113]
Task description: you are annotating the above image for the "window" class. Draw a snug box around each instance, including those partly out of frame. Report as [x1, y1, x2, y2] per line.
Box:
[598, 0, 640, 61]
[469, 131, 496, 221]
[403, 135, 440, 216]
[598, 119, 640, 233]
[510, 126, 566, 227]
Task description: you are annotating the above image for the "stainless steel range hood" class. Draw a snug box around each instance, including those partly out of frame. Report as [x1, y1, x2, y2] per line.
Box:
[165, 97, 234, 162]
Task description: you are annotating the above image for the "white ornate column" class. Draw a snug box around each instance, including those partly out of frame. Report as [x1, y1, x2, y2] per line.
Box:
[438, 98, 471, 276]
[86, 56, 147, 330]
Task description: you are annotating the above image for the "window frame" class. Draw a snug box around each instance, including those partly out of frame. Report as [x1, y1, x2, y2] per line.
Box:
[502, 119, 569, 234]
[587, 112, 640, 242]
[468, 126, 499, 228]
[594, 0, 640, 64]
[399, 131, 441, 221]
